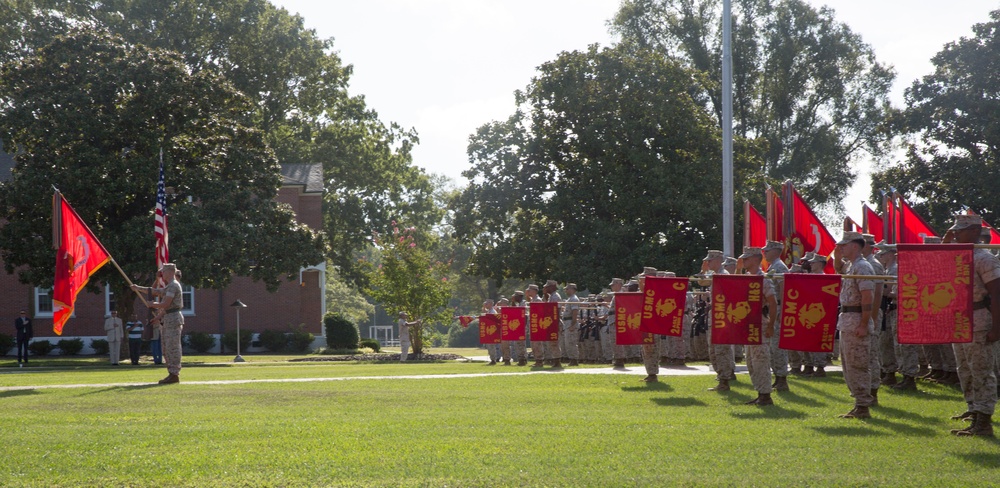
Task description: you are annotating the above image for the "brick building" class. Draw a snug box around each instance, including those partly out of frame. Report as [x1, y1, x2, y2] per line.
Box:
[0, 150, 326, 353]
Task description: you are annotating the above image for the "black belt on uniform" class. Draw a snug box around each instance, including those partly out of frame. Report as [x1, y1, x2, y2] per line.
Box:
[841, 306, 862, 313]
[165, 307, 182, 314]
[973, 300, 990, 310]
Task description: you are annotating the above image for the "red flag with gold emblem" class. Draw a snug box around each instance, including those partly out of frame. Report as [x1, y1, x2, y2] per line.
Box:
[529, 302, 559, 342]
[896, 244, 974, 344]
[457, 315, 475, 328]
[710, 275, 765, 345]
[640, 277, 688, 337]
[52, 192, 112, 335]
[779, 273, 841, 352]
[479, 314, 501, 344]
[614, 292, 653, 345]
[500, 307, 526, 341]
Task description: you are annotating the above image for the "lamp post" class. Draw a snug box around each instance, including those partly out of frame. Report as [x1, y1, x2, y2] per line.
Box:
[231, 299, 247, 363]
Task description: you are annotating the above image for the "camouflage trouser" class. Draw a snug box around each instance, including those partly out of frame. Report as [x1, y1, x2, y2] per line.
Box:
[788, 350, 804, 369]
[501, 340, 526, 362]
[868, 316, 882, 389]
[768, 315, 788, 377]
[889, 314, 919, 377]
[532, 340, 561, 362]
[809, 352, 827, 368]
[747, 343, 772, 394]
[562, 320, 579, 360]
[486, 344, 500, 361]
[839, 313, 873, 407]
[926, 344, 958, 373]
[707, 331, 735, 379]
[641, 336, 660, 376]
[879, 312, 898, 374]
[954, 327, 997, 416]
[600, 324, 614, 361]
[581, 338, 602, 362]
[162, 312, 184, 375]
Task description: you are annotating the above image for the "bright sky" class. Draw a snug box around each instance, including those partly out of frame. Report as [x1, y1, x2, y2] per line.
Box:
[272, 0, 997, 226]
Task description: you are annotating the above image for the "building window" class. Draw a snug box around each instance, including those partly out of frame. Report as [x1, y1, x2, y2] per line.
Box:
[183, 285, 195, 315]
[106, 286, 117, 314]
[35, 287, 53, 317]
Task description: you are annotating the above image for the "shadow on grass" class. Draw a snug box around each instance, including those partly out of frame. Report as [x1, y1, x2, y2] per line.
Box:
[951, 443, 1000, 466]
[772, 389, 827, 408]
[862, 417, 939, 437]
[621, 382, 674, 392]
[883, 385, 965, 402]
[651, 397, 708, 408]
[787, 379, 845, 402]
[77, 384, 163, 395]
[0, 389, 40, 398]
[873, 404, 943, 426]
[728, 404, 809, 420]
[809, 425, 881, 436]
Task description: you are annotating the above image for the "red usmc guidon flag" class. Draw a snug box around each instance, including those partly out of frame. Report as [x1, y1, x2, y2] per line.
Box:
[640, 276, 688, 337]
[530, 302, 559, 342]
[896, 244, 973, 344]
[710, 275, 764, 345]
[779, 273, 840, 352]
[52, 192, 111, 335]
[479, 314, 501, 345]
[614, 292, 654, 345]
[500, 307, 525, 341]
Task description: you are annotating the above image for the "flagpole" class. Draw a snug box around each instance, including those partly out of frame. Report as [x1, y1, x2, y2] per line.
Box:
[721, 0, 734, 258]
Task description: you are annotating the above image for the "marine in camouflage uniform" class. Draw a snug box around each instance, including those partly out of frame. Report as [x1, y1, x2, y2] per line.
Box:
[920, 235, 962, 386]
[875, 244, 900, 385]
[639, 268, 661, 382]
[946, 215, 999, 437]
[834, 232, 876, 418]
[483, 299, 501, 365]
[880, 246, 918, 391]
[132, 263, 184, 385]
[501, 293, 528, 366]
[702, 250, 735, 391]
[763, 241, 791, 391]
[806, 254, 830, 377]
[606, 278, 628, 368]
[863, 234, 885, 399]
[742, 247, 776, 405]
[562, 284, 582, 366]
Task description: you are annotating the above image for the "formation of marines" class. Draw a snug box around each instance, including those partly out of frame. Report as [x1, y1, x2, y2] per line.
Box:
[476, 214, 999, 437]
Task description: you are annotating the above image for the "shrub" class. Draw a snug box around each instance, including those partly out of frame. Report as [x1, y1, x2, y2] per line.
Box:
[185, 332, 216, 353]
[258, 329, 287, 352]
[222, 329, 253, 353]
[28, 340, 54, 357]
[56, 338, 84, 356]
[447, 323, 480, 348]
[325, 313, 359, 349]
[90, 339, 110, 355]
[359, 338, 380, 352]
[0, 332, 14, 355]
[287, 326, 314, 353]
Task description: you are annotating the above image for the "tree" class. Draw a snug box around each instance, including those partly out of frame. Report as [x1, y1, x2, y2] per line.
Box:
[452, 45, 762, 290]
[611, 0, 895, 207]
[871, 10, 1000, 229]
[0, 28, 324, 322]
[325, 268, 375, 327]
[365, 222, 452, 355]
[0, 0, 439, 286]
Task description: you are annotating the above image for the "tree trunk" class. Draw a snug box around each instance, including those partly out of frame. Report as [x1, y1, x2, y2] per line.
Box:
[412, 324, 424, 355]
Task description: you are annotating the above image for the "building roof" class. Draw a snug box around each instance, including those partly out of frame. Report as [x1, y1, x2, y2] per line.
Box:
[279, 163, 324, 194]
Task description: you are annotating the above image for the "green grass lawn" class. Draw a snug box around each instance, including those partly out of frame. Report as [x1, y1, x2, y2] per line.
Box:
[1, 359, 998, 487]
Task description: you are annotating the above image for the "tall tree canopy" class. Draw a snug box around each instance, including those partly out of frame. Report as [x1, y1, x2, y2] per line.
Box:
[612, 0, 895, 206]
[452, 45, 763, 290]
[0, 0, 439, 284]
[0, 29, 323, 316]
[872, 10, 1000, 230]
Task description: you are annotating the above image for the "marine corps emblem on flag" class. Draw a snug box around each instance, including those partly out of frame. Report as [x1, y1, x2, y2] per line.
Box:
[897, 244, 973, 344]
[500, 307, 525, 341]
[530, 302, 559, 341]
[710, 275, 764, 345]
[780, 273, 840, 352]
[797, 303, 826, 329]
[614, 292, 653, 345]
[479, 314, 501, 345]
[640, 276, 688, 336]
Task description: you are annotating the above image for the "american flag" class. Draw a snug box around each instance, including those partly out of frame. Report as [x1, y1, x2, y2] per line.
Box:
[155, 150, 169, 268]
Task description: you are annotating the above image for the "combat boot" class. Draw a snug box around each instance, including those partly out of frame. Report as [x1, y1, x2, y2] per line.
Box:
[516, 359, 527, 366]
[870, 388, 879, 406]
[882, 372, 897, 386]
[488, 360, 496, 365]
[533, 359, 544, 367]
[568, 359, 578, 367]
[893, 375, 917, 391]
[812, 366, 826, 378]
[926, 369, 945, 381]
[951, 413, 978, 435]
[503, 359, 511, 366]
[839, 405, 871, 419]
[709, 379, 730, 392]
[773, 376, 789, 392]
[642, 374, 658, 383]
[791, 365, 804, 376]
[917, 364, 930, 377]
[613, 359, 626, 369]
[802, 365, 815, 377]
[956, 413, 992, 437]
[757, 393, 774, 405]
[551, 360, 563, 369]
[158, 374, 179, 385]
[950, 410, 975, 421]
[938, 371, 961, 386]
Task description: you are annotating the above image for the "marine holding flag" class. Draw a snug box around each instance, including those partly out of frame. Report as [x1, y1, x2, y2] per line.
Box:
[131, 263, 184, 385]
[834, 231, 876, 419]
[763, 241, 791, 392]
[944, 215, 1000, 437]
[740, 247, 778, 406]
